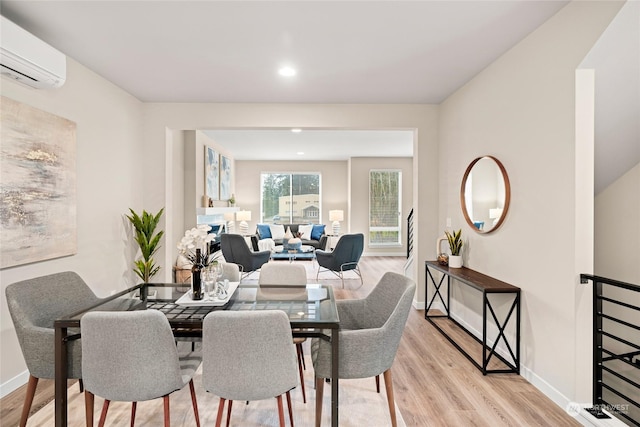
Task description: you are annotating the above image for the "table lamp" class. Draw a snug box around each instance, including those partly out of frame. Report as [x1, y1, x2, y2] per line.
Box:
[224, 211, 236, 234]
[489, 208, 503, 226]
[236, 210, 251, 235]
[329, 210, 344, 235]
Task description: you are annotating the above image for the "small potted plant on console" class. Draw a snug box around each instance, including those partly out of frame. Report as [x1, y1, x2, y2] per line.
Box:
[445, 229, 463, 268]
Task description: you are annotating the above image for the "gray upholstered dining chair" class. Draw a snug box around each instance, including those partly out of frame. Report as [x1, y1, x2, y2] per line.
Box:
[220, 233, 271, 280]
[203, 310, 299, 427]
[5, 271, 102, 427]
[315, 233, 364, 287]
[81, 309, 202, 427]
[259, 262, 309, 403]
[311, 271, 415, 427]
[220, 261, 241, 282]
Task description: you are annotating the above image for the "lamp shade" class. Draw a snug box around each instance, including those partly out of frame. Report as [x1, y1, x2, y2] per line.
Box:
[489, 208, 503, 219]
[329, 210, 344, 222]
[236, 210, 251, 222]
[223, 212, 235, 221]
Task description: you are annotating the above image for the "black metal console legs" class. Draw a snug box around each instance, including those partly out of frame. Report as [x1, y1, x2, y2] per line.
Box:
[425, 261, 521, 375]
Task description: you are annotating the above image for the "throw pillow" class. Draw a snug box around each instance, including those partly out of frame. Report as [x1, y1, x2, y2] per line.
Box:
[257, 223, 272, 239]
[298, 224, 314, 239]
[269, 224, 285, 240]
[311, 224, 325, 240]
[258, 238, 276, 252]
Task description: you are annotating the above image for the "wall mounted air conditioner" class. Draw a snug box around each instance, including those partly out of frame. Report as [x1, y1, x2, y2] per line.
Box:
[0, 15, 66, 89]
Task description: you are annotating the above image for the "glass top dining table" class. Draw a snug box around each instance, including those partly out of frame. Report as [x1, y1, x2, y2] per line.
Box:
[53, 282, 341, 426]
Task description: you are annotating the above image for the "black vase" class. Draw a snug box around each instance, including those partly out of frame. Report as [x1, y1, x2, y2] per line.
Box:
[191, 248, 204, 300]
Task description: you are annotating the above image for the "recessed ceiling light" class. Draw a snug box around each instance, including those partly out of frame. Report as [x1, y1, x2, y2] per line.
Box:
[291, 128, 302, 133]
[278, 66, 297, 77]
[297, 151, 305, 155]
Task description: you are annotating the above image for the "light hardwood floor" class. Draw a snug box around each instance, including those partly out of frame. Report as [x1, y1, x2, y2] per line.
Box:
[1, 256, 581, 426]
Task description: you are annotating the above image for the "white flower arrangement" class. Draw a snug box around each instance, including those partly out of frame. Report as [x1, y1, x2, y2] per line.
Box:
[177, 224, 219, 267]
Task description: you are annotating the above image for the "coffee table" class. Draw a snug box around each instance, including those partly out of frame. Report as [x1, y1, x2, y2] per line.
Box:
[271, 244, 316, 262]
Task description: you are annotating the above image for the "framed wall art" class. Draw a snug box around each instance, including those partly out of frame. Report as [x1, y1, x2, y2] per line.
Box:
[205, 146, 219, 201]
[0, 97, 77, 268]
[220, 154, 232, 200]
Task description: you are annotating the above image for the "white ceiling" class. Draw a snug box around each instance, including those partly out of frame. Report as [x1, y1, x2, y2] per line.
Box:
[0, 1, 637, 189]
[203, 129, 414, 161]
[0, 1, 569, 104]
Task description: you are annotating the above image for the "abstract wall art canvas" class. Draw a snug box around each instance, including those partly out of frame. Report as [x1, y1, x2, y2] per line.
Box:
[220, 154, 231, 200]
[0, 97, 77, 268]
[205, 146, 219, 200]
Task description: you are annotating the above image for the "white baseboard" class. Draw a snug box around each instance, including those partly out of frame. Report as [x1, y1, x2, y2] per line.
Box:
[1, 369, 29, 399]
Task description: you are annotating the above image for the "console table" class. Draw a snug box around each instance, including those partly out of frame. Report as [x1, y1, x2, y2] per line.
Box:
[425, 261, 520, 375]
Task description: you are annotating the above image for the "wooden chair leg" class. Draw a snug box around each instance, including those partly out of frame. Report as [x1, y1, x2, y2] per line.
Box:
[130, 402, 137, 427]
[296, 342, 306, 370]
[376, 375, 380, 393]
[297, 350, 307, 403]
[188, 379, 201, 427]
[98, 400, 110, 427]
[84, 390, 94, 427]
[163, 395, 170, 427]
[383, 369, 397, 427]
[286, 391, 294, 427]
[315, 377, 324, 427]
[276, 395, 285, 427]
[215, 398, 226, 427]
[79, 379, 84, 393]
[226, 400, 233, 427]
[19, 375, 38, 427]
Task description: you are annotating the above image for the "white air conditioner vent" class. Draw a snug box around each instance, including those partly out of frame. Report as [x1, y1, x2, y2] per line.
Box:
[0, 15, 66, 89]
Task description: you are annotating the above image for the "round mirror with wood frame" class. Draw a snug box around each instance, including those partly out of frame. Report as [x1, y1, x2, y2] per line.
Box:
[460, 156, 511, 234]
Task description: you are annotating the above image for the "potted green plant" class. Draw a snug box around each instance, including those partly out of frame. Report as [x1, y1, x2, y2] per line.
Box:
[126, 208, 164, 283]
[228, 193, 236, 207]
[445, 228, 463, 268]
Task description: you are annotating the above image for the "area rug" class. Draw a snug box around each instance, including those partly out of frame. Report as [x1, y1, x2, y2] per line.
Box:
[28, 353, 406, 426]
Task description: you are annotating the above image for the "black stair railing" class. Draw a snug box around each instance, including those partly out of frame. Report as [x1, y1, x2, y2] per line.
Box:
[406, 209, 414, 259]
[581, 274, 640, 426]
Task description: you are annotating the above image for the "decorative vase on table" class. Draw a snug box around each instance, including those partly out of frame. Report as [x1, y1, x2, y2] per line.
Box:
[288, 237, 302, 252]
[283, 227, 294, 250]
[191, 248, 204, 300]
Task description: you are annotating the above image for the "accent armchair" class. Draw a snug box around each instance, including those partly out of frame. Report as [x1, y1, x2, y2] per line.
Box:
[311, 271, 416, 427]
[315, 233, 364, 287]
[5, 271, 102, 427]
[220, 233, 270, 279]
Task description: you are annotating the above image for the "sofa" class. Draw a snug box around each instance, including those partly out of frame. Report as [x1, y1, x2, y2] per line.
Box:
[251, 223, 328, 251]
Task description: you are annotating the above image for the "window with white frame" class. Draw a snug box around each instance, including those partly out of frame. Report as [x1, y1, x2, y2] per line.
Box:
[369, 170, 401, 246]
[261, 173, 321, 224]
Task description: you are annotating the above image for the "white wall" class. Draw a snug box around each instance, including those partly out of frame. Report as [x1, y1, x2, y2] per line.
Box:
[0, 59, 144, 395]
[595, 161, 640, 283]
[437, 0, 623, 408]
